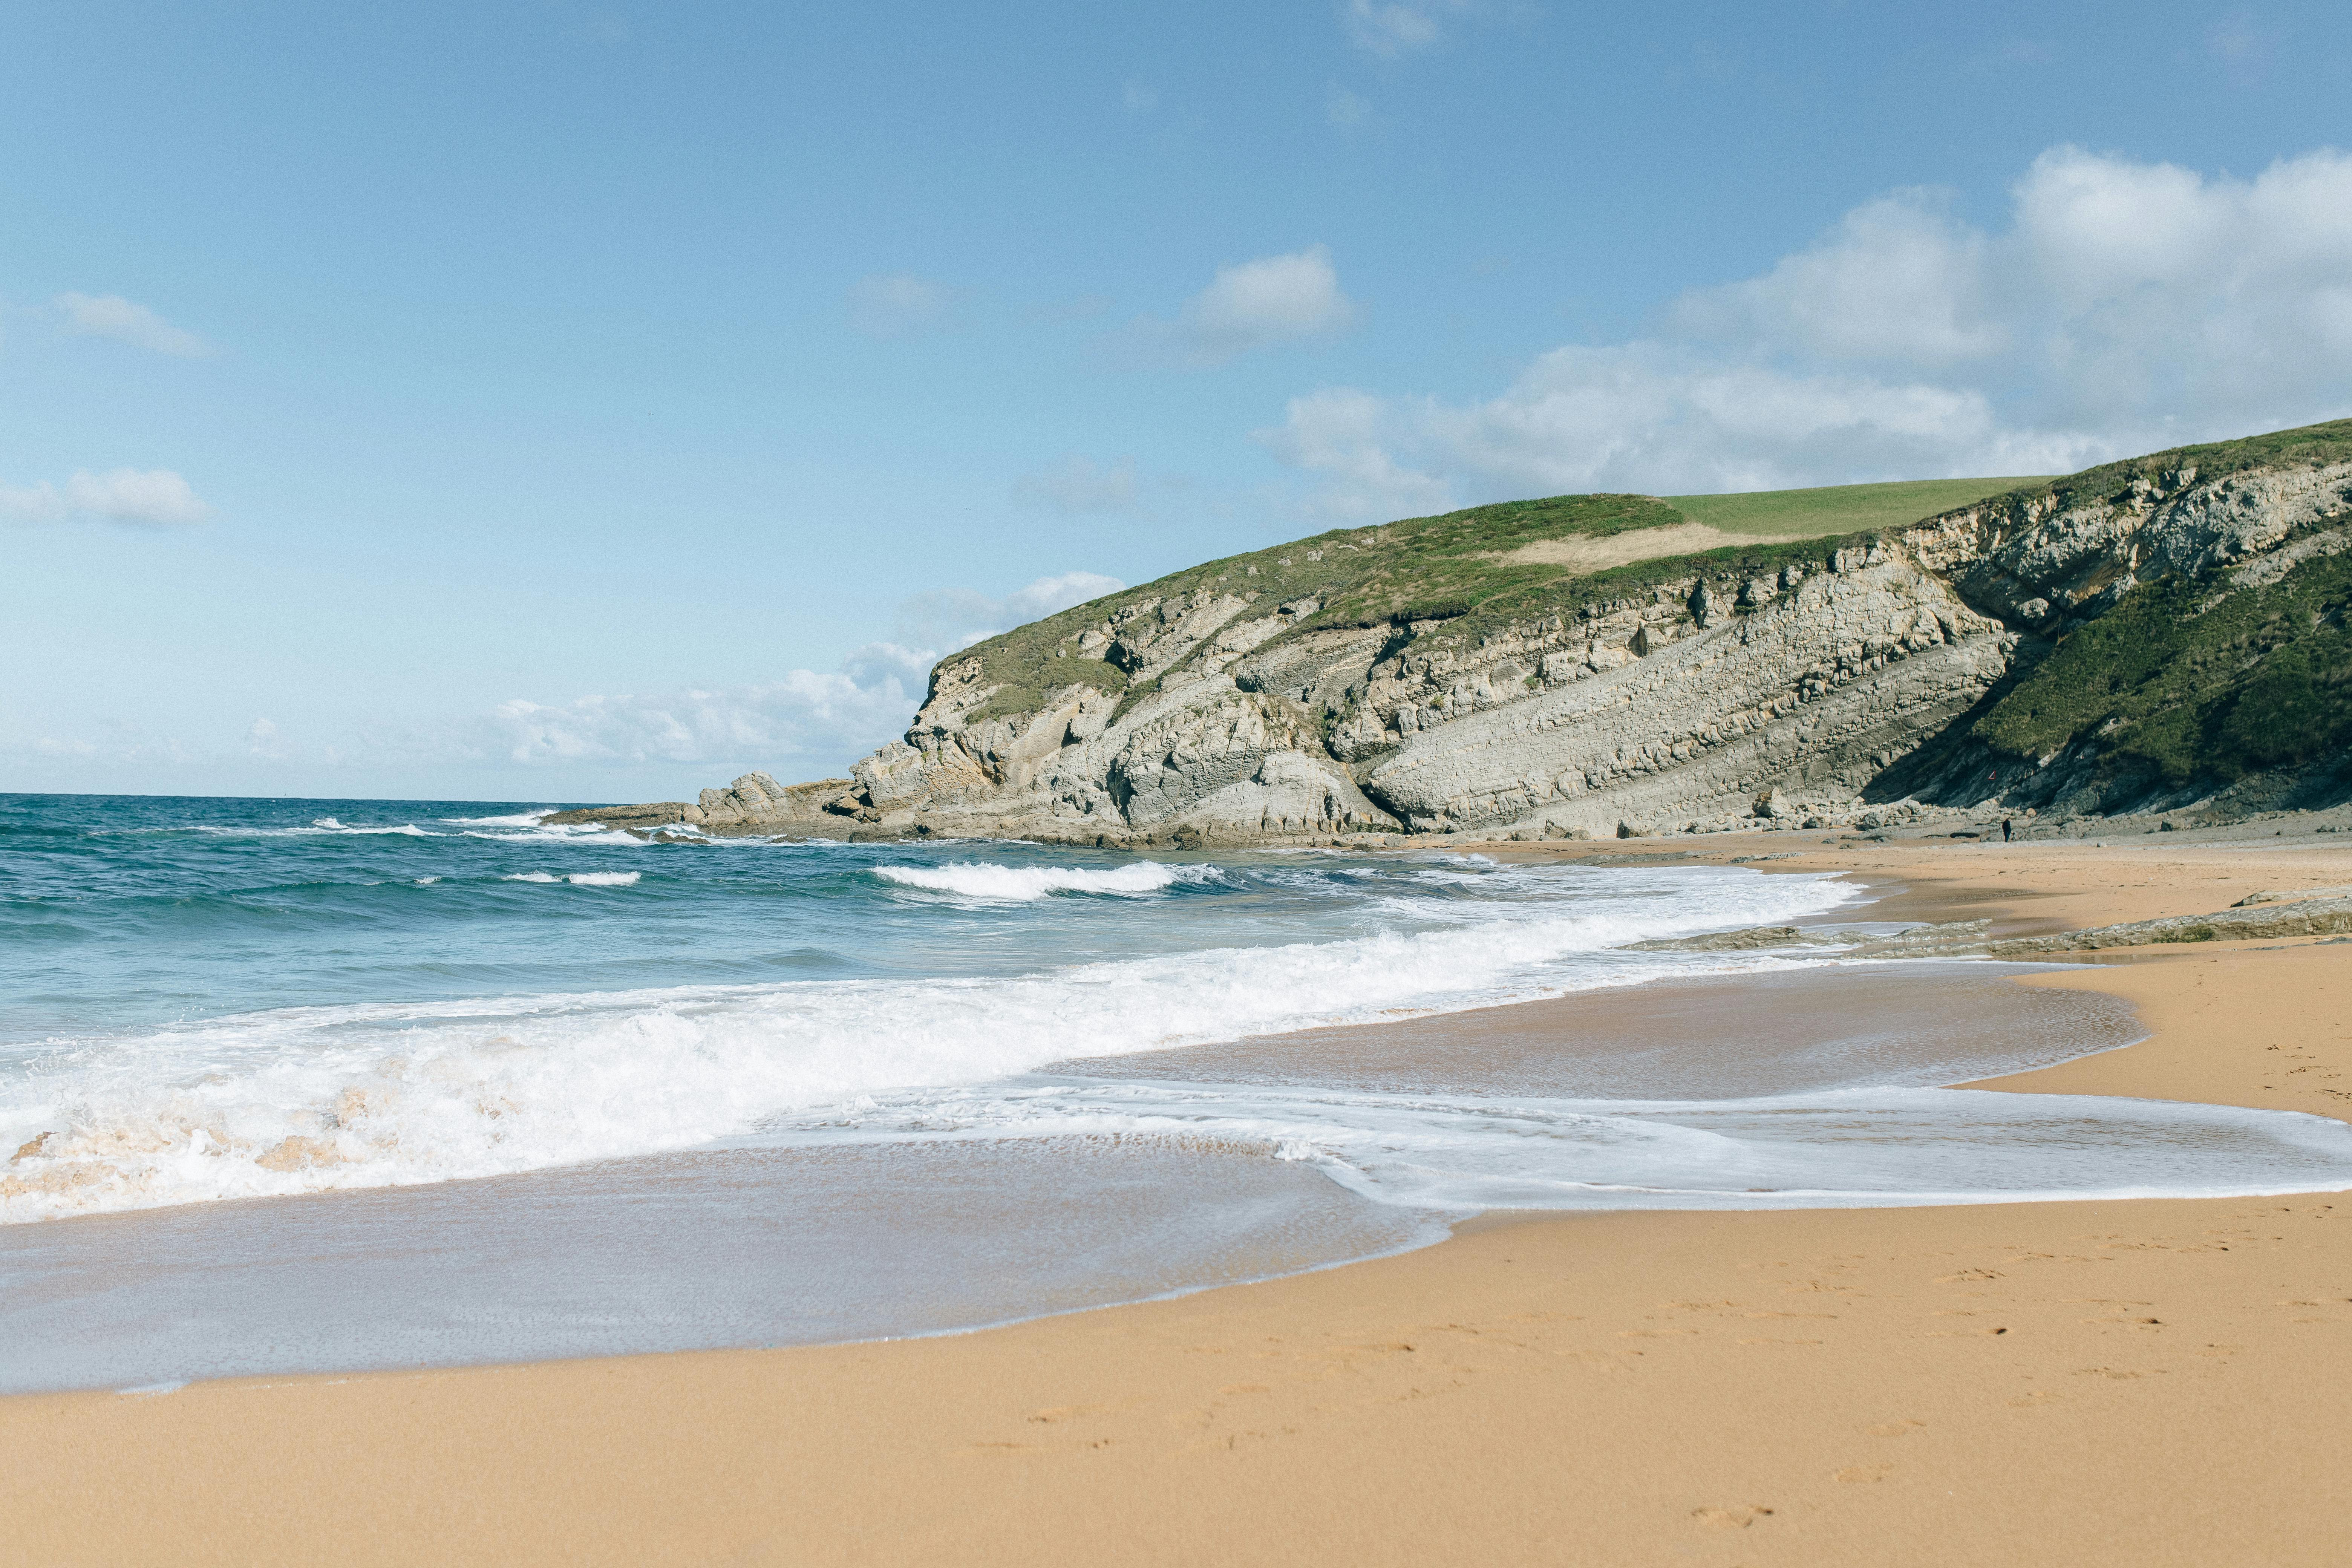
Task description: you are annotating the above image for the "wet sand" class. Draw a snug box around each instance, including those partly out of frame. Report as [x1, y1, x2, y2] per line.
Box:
[4, 836, 2349, 1565]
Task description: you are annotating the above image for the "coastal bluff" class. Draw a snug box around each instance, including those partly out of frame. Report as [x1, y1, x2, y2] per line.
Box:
[551, 419, 2352, 847]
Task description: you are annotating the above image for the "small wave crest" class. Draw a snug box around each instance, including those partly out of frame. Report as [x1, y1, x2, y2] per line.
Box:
[873, 861, 1213, 901]
[463, 823, 642, 846]
[503, 871, 640, 886]
[167, 818, 441, 839]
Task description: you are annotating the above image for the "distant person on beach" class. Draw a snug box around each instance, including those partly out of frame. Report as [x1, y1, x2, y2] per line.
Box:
[2002, 819, 2014, 842]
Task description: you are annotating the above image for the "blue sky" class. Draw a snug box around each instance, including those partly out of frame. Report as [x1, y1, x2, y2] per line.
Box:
[6, 1, 2350, 802]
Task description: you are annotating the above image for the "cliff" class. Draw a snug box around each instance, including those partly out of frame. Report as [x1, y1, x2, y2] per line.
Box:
[556, 420, 2352, 845]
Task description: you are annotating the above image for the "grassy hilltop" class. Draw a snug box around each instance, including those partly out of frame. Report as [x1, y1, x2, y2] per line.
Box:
[956, 472, 2047, 721]
[951, 417, 2352, 807]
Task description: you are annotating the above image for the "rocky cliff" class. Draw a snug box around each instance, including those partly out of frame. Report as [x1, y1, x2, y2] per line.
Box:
[559, 420, 2352, 845]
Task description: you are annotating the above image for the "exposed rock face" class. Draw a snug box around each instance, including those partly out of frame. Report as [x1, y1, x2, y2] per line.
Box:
[1355, 557, 2009, 837]
[567, 424, 2352, 844]
[1904, 459, 2352, 633]
[546, 773, 853, 834]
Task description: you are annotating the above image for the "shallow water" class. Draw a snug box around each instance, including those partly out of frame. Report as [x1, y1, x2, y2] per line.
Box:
[0, 1138, 1441, 1395]
[5, 792, 2352, 1393]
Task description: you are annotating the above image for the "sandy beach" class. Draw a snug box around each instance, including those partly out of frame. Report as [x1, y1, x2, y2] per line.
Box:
[5, 836, 2349, 1566]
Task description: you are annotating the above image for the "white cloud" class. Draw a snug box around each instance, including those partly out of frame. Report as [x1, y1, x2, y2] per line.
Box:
[485, 663, 922, 769]
[10, 571, 1134, 793]
[846, 272, 954, 338]
[895, 570, 1127, 652]
[1254, 388, 1452, 521]
[1133, 246, 1357, 367]
[1259, 145, 2352, 518]
[1012, 454, 1139, 513]
[1326, 83, 1371, 127]
[482, 572, 1124, 772]
[1670, 190, 2003, 364]
[1, 467, 211, 525]
[55, 293, 211, 356]
[1341, 0, 1468, 56]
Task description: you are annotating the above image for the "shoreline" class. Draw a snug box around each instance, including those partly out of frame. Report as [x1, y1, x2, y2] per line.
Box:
[5, 835, 2349, 1563]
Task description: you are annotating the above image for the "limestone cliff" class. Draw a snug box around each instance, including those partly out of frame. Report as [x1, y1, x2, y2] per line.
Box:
[558, 420, 2352, 844]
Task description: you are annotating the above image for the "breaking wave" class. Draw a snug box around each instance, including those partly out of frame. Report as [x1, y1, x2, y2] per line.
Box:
[872, 861, 1215, 900]
[502, 871, 640, 886]
[2, 864, 1858, 1220]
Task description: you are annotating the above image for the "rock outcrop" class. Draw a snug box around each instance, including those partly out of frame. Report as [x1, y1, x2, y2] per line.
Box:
[555, 420, 2352, 845]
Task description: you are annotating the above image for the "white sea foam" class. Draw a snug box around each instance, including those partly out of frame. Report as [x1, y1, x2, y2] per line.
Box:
[439, 811, 559, 827]
[769, 1080, 2352, 1211]
[497, 871, 637, 885]
[0, 867, 1858, 1220]
[463, 823, 643, 846]
[17, 858, 2349, 1227]
[873, 861, 1214, 900]
[171, 819, 442, 839]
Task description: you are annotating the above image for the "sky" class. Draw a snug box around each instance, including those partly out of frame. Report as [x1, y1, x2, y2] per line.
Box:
[5, 0, 2350, 803]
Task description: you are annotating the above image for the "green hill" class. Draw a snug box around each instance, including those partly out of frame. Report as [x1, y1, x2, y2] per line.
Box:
[1665, 476, 2052, 537]
[960, 476, 2046, 721]
[950, 420, 2352, 811]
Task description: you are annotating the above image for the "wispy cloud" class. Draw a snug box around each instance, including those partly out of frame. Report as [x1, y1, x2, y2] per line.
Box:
[1012, 455, 1139, 513]
[484, 662, 922, 770]
[894, 570, 1126, 652]
[12, 570, 1132, 793]
[1340, 0, 1470, 57]
[1325, 83, 1370, 126]
[1257, 145, 2352, 518]
[54, 293, 211, 357]
[845, 272, 955, 339]
[1, 468, 213, 525]
[485, 571, 1125, 770]
[2205, 10, 2274, 85]
[1125, 246, 1357, 367]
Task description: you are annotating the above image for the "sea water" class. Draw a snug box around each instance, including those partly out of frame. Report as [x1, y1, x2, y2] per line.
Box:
[4, 791, 2350, 1391]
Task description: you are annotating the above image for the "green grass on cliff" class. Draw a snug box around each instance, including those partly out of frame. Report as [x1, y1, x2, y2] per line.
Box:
[1965, 417, 2352, 786]
[2031, 416, 2352, 519]
[1974, 544, 2352, 785]
[1666, 476, 2051, 537]
[953, 482, 2006, 720]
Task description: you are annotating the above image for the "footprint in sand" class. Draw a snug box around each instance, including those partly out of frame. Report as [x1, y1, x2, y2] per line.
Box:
[1690, 1504, 1775, 1529]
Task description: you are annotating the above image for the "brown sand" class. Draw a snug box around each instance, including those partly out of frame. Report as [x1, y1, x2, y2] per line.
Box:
[5, 838, 2350, 1566]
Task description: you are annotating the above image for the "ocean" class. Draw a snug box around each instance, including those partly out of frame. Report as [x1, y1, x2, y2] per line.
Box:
[6, 791, 2351, 1392]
